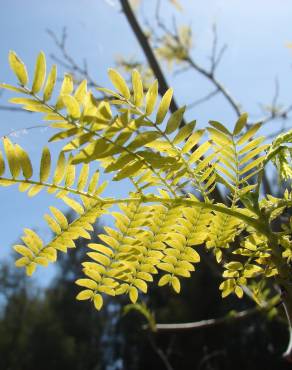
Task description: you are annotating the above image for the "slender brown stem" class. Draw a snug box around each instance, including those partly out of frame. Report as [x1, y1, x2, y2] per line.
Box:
[119, 0, 182, 116]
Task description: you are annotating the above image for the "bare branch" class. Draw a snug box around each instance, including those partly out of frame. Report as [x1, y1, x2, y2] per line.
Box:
[0, 125, 47, 139]
[120, 0, 183, 116]
[186, 55, 242, 117]
[0, 105, 25, 112]
[47, 28, 100, 88]
[153, 305, 270, 333]
[187, 88, 219, 110]
[147, 334, 174, 370]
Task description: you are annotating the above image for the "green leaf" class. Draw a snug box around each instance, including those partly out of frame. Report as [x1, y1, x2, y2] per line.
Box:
[74, 80, 87, 103]
[129, 287, 138, 303]
[233, 113, 248, 135]
[3, 137, 20, 178]
[114, 160, 143, 180]
[0, 83, 27, 93]
[62, 94, 81, 119]
[108, 68, 130, 99]
[158, 274, 171, 286]
[94, 294, 103, 310]
[171, 276, 181, 293]
[43, 65, 57, 101]
[165, 106, 186, 134]
[132, 70, 143, 107]
[182, 129, 204, 153]
[14, 145, 33, 179]
[62, 196, 84, 214]
[71, 139, 110, 164]
[56, 74, 74, 109]
[156, 88, 173, 124]
[145, 80, 158, 116]
[209, 121, 231, 136]
[8, 51, 28, 86]
[32, 51, 46, 93]
[188, 141, 211, 164]
[76, 290, 94, 300]
[40, 147, 51, 182]
[0, 151, 5, 176]
[127, 131, 160, 151]
[237, 122, 262, 146]
[173, 121, 196, 145]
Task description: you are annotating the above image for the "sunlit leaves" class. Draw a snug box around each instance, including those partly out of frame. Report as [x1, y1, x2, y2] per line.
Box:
[108, 68, 130, 99]
[8, 51, 28, 86]
[165, 106, 185, 134]
[0, 54, 289, 312]
[43, 64, 57, 101]
[132, 69, 143, 107]
[32, 51, 46, 93]
[156, 88, 173, 124]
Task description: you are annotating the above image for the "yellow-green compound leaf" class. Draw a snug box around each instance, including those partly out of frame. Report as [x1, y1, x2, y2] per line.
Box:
[235, 285, 244, 298]
[237, 122, 262, 146]
[188, 141, 211, 164]
[40, 147, 51, 182]
[53, 151, 66, 184]
[173, 120, 196, 145]
[44, 214, 62, 234]
[156, 88, 173, 124]
[14, 145, 33, 179]
[0, 151, 5, 176]
[32, 51, 46, 93]
[3, 137, 20, 178]
[134, 279, 148, 293]
[132, 69, 143, 107]
[114, 160, 143, 181]
[93, 294, 103, 310]
[76, 278, 98, 290]
[77, 164, 89, 191]
[62, 94, 81, 119]
[129, 286, 138, 303]
[26, 263, 37, 276]
[108, 68, 130, 99]
[233, 113, 248, 136]
[158, 274, 171, 286]
[56, 74, 74, 109]
[145, 80, 158, 116]
[43, 64, 57, 101]
[74, 79, 87, 103]
[8, 51, 28, 86]
[182, 129, 204, 153]
[171, 276, 181, 293]
[0, 83, 27, 93]
[65, 162, 76, 187]
[165, 106, 186, 134]
[76, 290, 94, 300]
[127, 131, 160, 151]
[61, 196, 84, 214]
[49, 206, 68, 230]
[9, 98, 52, 113]
[209, 120, 231, 136]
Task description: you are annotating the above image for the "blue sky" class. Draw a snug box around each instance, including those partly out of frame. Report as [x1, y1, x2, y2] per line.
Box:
[0, 0, 292, 285]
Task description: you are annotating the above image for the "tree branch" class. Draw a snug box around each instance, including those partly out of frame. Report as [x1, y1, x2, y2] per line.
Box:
[119, 0, 182, 116]
[154, 305, 268, 333]
[119, 0, 226, 202]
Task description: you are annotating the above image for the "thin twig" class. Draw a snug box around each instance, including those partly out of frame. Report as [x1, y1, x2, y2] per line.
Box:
[187, 88, 219, 110]
[0, 105, 26, 112]
[147, 333, 174, 370]
[47, 28, 99, 88]
[119, 0, 184, 117]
